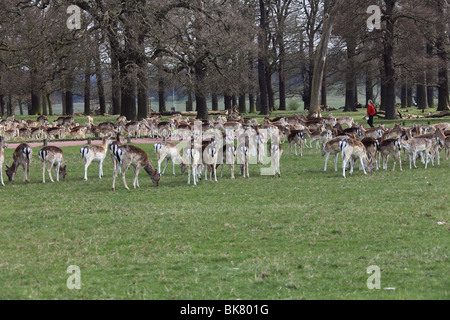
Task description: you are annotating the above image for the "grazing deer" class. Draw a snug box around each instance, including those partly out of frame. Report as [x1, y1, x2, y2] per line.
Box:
[80, 134, 112, 180]
[0, 136, 7, 186]
[111, 144, 160, 191]
[5, 143, 32, 183]
[321, 136, 351, 172]
[154, 142, 187, 175]
[340, 139, 372, 178]
[377, 138, 402, 171]
[38, 146, 67, 183]
[360, 137, 380, 171]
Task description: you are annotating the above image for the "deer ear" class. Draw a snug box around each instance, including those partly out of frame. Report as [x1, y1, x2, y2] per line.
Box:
[5, 165, 9, 170]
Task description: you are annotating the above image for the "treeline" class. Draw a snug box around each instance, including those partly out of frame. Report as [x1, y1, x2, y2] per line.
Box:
[0, 0, 448, 120]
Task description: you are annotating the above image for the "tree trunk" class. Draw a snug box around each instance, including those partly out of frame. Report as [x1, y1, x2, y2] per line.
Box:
[186, 89, 193, 112]
[65, 76, 74, 116]
[321, 72, 327, 107]
[212, 93, 218, 111]
[366, 71, 374, 106]
[258, 0, 269, 115]
[401, 82, 407, 108]
[278, 39, 286, 111]
[309, 8, 337, 117]
[435, 20, 449, 111]
[407, 85, 413, 108]
[266, 71, 275, 112]
[344, 39, 356, 112]
[416, 72, 428, 110]
[0, 94, 4, 116]
[194, 61, 208, 120]
[84, 61, 91, 116]
[29, 70, 41, 115]
[95, 60, 106, 115]
[41, 93, 47, 116]
[47, 93, 53, 116]
[224, 94, 232, 110]
[239, 94, 246, 114]
[158, 77, 166, 113]
[382, 0, 396, 120]
[426, 43, 434, 108]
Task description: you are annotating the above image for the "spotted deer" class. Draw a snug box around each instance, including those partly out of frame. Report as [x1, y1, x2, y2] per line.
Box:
[398, 132, 434, 169]
[38, 146, 67, 183]
[111, 144, 160, 191]
[321, 136, 351, 172]
[377, 138, 402, 171]
[5, 143, 32, 183]
[80, 134, 112, 180]
[340, 139, 372, 178]
[154, 141, 187, 176]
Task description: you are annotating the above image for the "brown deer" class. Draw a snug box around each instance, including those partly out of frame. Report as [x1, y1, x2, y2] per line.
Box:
[80, 134, 112, 180]
[38, 146, 67, 183]
[6, 143, 33, 183]
[111, 144, 160, 191]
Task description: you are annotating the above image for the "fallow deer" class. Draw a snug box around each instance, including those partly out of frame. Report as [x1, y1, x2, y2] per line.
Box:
[38, 146, 67, 183]
[111, 144, 160, 191]
[154, 141, 187, 176]
[340, 139, 372, 178]
[398, 132, 434, 169]
[5, 143, 32, 183]
[377, 138, 402, 171]
[321, 136, 351, 172]
[80, 134, 112, 180]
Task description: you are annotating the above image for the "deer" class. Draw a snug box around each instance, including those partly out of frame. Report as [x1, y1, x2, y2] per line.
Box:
[269, 142, 283, 178]
[108, 133, 125, 174]
[288, 129, 305, 157]
[398, 130, 434, 169]
[202, 140, 219, 182]
[340, 139, 373, 178]
[38, 146, 67, 183]
[321, 136, 351, 172]
[183, 142, 202, 186]
[154, 141, 187, 176]
[111, 144, 160, 191]
[0, 136, 7, 186]
[80, 134, 112, 180]
[5, 143, 33, 183]
[377, 138, 402, 171]
[360, 137, 380, 171]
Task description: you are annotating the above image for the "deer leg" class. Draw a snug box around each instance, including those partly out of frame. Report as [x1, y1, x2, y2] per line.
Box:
[121, 163, 131, 190]
[42, 162, 46, 183]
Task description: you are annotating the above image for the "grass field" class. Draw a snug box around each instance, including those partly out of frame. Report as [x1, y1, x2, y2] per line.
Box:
[0, 109, 448, 300]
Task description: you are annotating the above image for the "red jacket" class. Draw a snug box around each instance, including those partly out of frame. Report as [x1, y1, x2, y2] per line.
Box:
[367, 104, 376, 116]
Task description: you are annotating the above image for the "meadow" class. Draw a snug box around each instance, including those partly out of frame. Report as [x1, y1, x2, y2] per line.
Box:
[0, 108, 448, 300]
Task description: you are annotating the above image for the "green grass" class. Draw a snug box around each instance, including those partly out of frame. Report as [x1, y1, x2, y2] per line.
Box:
[0, 111, 449, 300]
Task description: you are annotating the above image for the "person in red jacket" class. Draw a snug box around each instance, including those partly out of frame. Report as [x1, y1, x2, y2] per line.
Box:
[366, 100, 376, 128]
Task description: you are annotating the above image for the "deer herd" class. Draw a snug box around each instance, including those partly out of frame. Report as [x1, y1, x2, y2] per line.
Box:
[0, 112, 449, 191]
